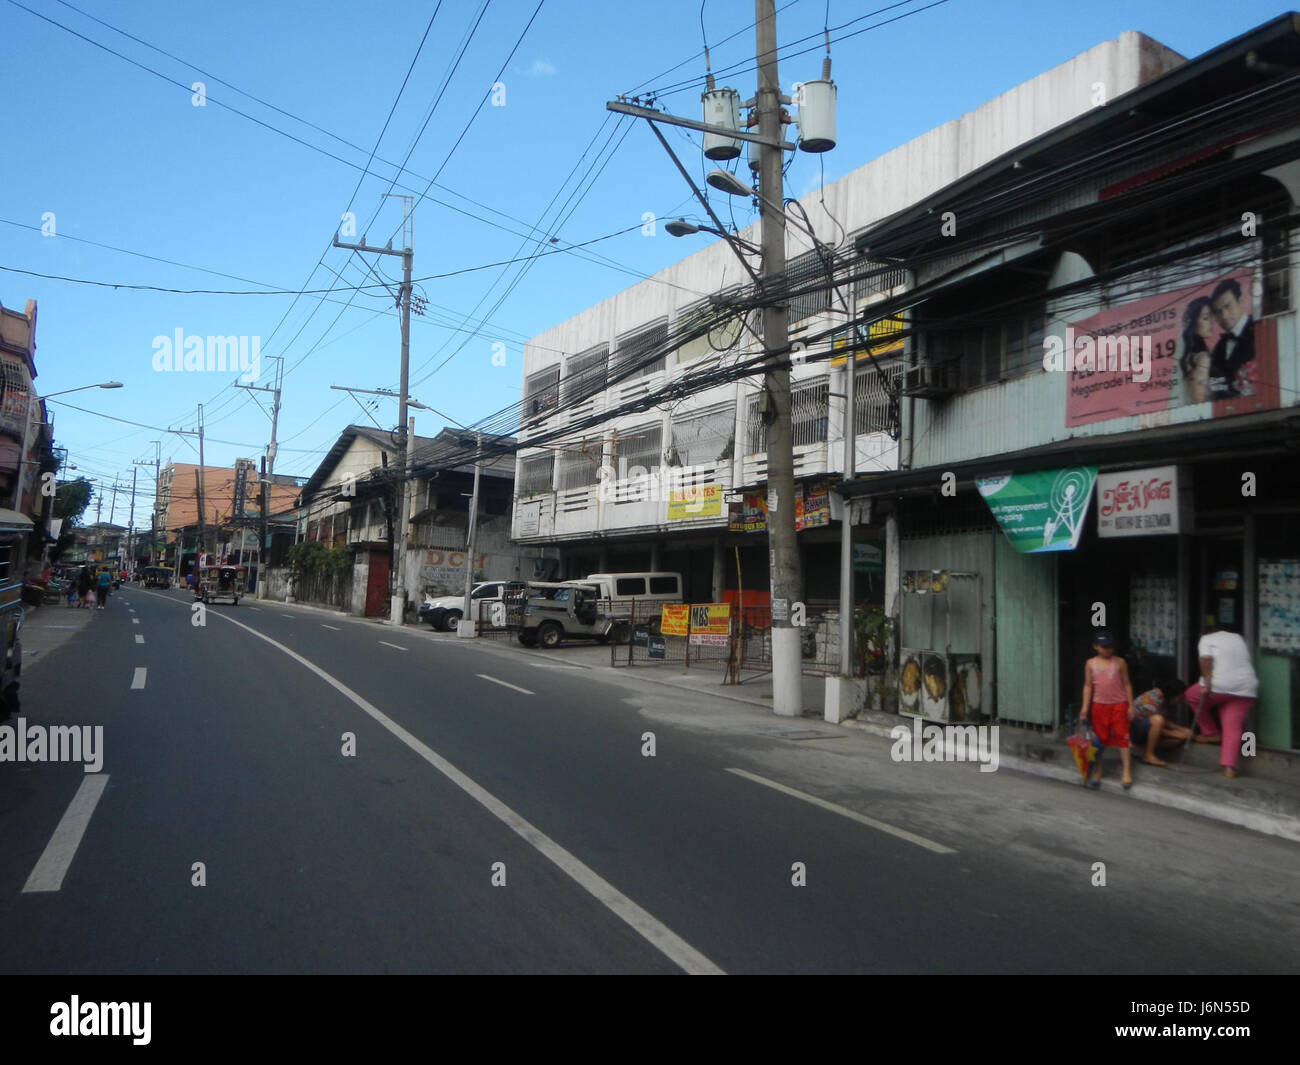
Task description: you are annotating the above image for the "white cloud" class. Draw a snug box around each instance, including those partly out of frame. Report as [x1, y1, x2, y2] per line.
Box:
[527, 58, 556, 77]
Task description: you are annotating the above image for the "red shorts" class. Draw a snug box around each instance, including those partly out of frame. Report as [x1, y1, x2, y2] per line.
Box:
[1090, 702, 1130, 747]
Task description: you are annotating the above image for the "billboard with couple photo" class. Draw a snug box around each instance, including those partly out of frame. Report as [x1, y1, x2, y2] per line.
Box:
[1064, 268, 1279, 427]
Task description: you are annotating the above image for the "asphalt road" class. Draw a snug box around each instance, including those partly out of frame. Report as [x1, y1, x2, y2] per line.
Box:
[1, 587, 1298, 974]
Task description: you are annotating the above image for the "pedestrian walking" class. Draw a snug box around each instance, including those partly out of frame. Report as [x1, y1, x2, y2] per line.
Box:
[77, 566, 92, 609]
[1079, 629, 1136, 789]
[96, 566, 112, 609]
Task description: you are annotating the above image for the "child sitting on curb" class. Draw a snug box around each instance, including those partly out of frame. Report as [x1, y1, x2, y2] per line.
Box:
[1132, 678, 1193, 767]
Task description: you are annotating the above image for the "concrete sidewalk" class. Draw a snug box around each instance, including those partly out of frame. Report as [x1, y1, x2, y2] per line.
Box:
[19, 599, 100, 675]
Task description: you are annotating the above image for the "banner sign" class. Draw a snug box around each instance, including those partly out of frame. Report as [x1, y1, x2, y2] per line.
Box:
[977, 467, 1098, 553]
[728, 492, 768, 532]
[796, 479, 830, 530]
[728, 480, 831, 532]
[1097, 466, 1181, 537]
[689, 603, 731, 635]
[666, 484, 723, 521]
[660, 604, 689, 637]
[1060, 268, 1278, 427]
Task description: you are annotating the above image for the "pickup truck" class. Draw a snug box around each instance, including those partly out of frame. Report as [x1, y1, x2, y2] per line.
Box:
[418, 580, 527, 631]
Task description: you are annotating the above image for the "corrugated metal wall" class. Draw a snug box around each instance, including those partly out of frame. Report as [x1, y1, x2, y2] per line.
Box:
[992, 533, 1059, 728]
[900, 527, 1060, 726]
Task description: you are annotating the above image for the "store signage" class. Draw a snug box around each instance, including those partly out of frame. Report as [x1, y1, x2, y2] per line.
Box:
[853, 541, 884, 573]
[666, 484, 722, 521]
[1096, 466, 1181, 537]
[976, 467, 1098, 553]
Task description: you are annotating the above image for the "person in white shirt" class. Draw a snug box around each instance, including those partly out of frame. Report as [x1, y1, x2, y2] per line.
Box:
[1184, 626, 1258, 779]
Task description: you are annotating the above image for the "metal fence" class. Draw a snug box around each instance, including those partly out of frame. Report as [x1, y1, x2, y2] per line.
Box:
[472, 590, 529, 640]
[610, 602, 847, 682]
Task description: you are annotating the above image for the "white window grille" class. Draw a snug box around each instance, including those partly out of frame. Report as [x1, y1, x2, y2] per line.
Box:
[668, 406, 734, 467]
[517, 453, 554, 493]
[611, 319, 668, 380]
[524, 365, 560, 416]
[557, 448, 601, 491]
[562, 345, 608, 403]
[746, 378, 829, 452]
[855, 363, 903, 435]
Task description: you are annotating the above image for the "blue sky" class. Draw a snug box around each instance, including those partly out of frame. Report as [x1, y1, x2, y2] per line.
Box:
[2, 0, 1292, 520]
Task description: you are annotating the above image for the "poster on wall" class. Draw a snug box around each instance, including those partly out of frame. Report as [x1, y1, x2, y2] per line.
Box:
[795, 479, 830, 530]
[1129, 575, 1177, 657]
[728, 480, 831, 532]
[1259, 560, 1300, 653]
[976, 468, 1098, 553]
[1060, 268, 1278, 427]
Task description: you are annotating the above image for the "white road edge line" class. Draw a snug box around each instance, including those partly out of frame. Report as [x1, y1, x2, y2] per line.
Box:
[725, 767, 956, 855]
[23, 774, 111, 893]
[477, 674, 535, 695]
[250, 607, 263, 612]
[163, 595, 722, 975]
[321, 624, 341, 630]
[130, 667, 147, 690]
[281, 614, 294, 619]
[378, 641, 408, 651]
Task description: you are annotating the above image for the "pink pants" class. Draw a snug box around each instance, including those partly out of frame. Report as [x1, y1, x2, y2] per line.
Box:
[1185, 682, 1254, 770]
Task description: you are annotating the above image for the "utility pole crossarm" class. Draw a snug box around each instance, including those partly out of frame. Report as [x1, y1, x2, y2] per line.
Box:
[606, 100, 796, 150]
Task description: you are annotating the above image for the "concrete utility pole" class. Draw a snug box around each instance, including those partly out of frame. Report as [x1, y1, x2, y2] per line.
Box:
[458, 430, 483, 638]
[196, 404, 207, 559]
[755, 0, 803, 716]
[333, 214, 414, 627]
[235, 355, 283, 589]
[135, 441, 161, 566]
[126, 465, 137, 574]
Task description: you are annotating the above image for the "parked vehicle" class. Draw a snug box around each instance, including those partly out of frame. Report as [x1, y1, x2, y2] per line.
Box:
[517, 581, 628, 648]
[419, 580, 527, 632]
[580, 571, 683, 634]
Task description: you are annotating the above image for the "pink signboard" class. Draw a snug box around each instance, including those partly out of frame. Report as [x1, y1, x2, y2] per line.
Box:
[1062, 270, 1278, 427]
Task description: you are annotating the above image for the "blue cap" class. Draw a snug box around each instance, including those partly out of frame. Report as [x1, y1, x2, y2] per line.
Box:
[1094, 630, 1115, 647]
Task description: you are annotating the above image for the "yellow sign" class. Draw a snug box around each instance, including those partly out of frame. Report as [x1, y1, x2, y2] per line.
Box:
[660, 604, 689, 636]
[689, 603, 731, 635]
[830, 316, 904, 366]
[667, 484, 723, 521]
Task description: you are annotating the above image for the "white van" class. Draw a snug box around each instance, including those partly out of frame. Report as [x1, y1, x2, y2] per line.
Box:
[573, 572, 683, 630]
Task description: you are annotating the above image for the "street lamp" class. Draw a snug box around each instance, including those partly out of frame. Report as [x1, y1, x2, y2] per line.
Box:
[705, 169, 754, 198]
[664, 219, 762, 255]
[39, 381, 124, 400]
